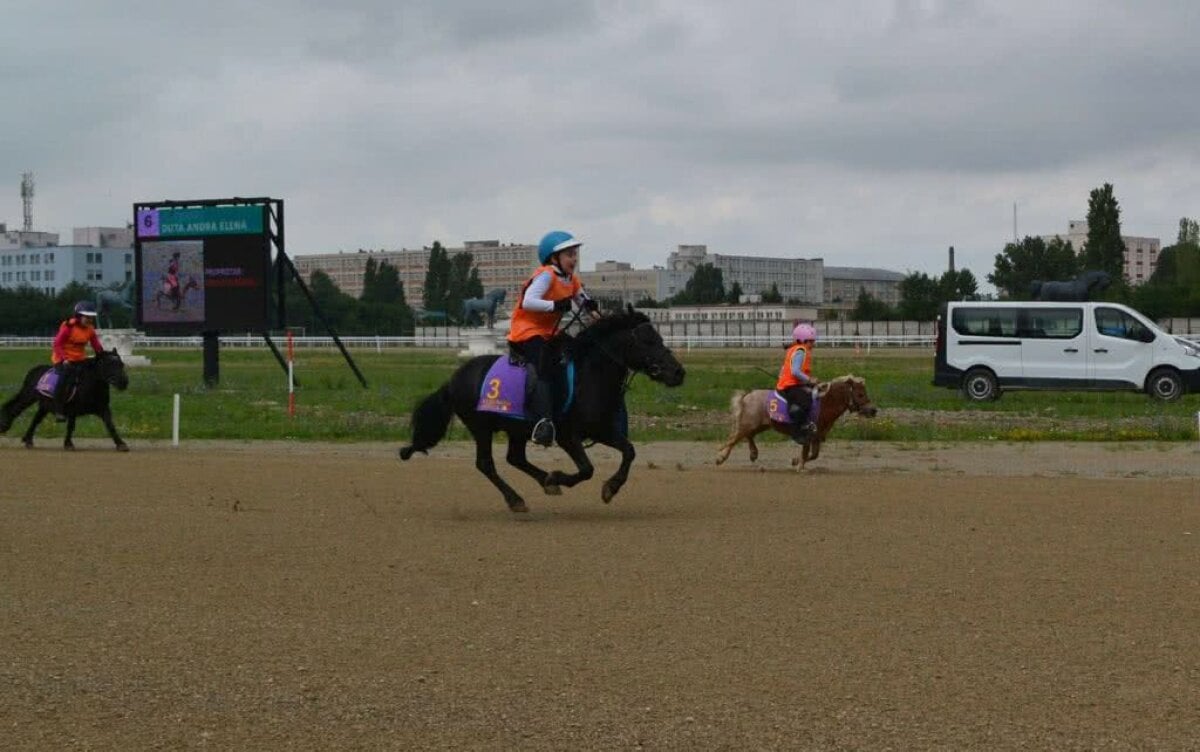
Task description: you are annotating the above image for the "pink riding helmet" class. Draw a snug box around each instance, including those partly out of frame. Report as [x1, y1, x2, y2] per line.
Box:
[792, 322, 818, 342]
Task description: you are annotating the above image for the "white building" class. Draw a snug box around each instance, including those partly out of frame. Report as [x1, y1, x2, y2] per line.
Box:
[0, 245, 134, 296]
[667, 245, 824, 304]
[74, 226, 134, 249]
[293, 240, 539, 311]
[1042, 220, 1161, 286]
[0, 223, 59, 249]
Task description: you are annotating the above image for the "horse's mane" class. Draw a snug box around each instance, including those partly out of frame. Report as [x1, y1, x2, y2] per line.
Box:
[569, 310, 651, 357]
[817, 374, 864, 396]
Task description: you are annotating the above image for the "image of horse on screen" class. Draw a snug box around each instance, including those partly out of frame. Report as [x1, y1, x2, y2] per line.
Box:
[142, 240, 205, 323]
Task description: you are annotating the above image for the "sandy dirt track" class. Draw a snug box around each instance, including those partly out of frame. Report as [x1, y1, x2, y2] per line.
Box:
[2, 439, 1199, 750]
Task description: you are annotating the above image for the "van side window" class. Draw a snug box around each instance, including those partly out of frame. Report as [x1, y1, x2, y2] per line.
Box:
[1095, 307, 1153, 342]
[1019, 308, 1082, 339]
[951, 307, 1019, 337]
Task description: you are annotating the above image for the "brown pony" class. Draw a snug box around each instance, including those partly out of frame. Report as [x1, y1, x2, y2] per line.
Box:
[714, 375, 878, 471]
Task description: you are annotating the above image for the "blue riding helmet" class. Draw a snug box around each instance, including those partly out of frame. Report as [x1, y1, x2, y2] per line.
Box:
[537, 230, 583, 265]
[73, 301, 98, 318]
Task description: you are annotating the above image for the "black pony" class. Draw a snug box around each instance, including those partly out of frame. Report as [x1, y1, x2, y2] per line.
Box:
[0, 351, 131, 451]
[400, 310, 685, 513]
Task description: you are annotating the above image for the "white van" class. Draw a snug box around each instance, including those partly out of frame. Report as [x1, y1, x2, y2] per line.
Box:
[934, 301, 1200, 402]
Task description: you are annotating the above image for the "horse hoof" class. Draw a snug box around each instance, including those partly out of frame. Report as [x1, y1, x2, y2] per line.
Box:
[509, 500, 529, 514]
[714, 455, 726, 466]
[398, 446, 414, 461]
[543, 484, 562, 496]
[601, 483, 617, 504]
[116, 443, 130, 453]
[749, 452, 758, 463]
[64, 443, 75, 451]
[22, 441, 33, 449]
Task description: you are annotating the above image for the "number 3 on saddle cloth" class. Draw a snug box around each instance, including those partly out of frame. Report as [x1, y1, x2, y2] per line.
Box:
[476, 356, 576, 420]
[766, 390, 820, 426]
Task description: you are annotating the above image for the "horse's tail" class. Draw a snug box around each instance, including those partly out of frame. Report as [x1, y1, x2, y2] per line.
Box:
[399, 382, 454, 460]
[730, 390, 749, 430]
[0, 367, 42, 433]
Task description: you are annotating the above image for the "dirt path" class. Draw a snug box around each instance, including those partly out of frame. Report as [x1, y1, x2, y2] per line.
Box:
[2, 441, 1198, 749]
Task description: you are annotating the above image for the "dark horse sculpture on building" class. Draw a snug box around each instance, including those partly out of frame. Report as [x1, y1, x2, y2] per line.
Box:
[460, 288, 507, 328]
[1030, 270, 1111, 302]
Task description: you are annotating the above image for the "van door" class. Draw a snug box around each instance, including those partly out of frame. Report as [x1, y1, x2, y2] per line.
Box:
[1018, 307, 1087, 386]
[1090, 306, 1156, 388]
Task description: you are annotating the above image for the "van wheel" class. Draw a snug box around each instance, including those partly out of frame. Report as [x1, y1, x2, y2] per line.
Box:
[1146, 368, 1183, 402]
[962, 368, 1000, 402]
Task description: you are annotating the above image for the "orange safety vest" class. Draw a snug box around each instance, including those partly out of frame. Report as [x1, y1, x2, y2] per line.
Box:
[54, 318, 98, 365]
[776, 343, 812, 391]
[507, 265, 582, 343]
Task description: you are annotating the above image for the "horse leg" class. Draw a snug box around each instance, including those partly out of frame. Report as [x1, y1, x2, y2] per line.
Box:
[64, 416, 77, 450]
[22, 405, 49, 448]
[99, 407, 129, 452]
[596, 436, 635, 504]
[714, 429, 743, 465]
[544, 434, 594, 491]
[504, 435, 557, 495]
[473, 429, 527, 513]
[747, 435, 759, 462]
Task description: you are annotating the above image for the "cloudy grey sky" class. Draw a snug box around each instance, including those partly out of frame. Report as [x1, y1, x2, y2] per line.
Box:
[3, 0, 1198, 280]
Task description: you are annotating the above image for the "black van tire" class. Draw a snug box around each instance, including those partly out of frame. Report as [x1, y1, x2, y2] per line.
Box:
[1146, 368, 1183, 402]
[962, 368, 1000, 402]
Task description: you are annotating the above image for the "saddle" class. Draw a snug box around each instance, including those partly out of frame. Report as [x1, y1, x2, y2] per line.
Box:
[35, 369, 77, 403]
[477, 355, 576, 419]
[766, 389, 820, 426]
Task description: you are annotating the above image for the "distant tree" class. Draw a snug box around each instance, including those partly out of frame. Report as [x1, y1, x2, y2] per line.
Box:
[361, 257, 378, 299]
[852, 288, 894, 321]
[726, 281, 744, 304]
[1178, 217, 1200, 245]
[422, 241, 451, 315]
[1081, 183, 1125, 281]
[989, 236, 1079, 299]
[897, 272, 941, 320]
[672, 263, 726, 305]
[939, 268, 979, 302]
[760, 283, 783, 304]
[634, 296, 664, 309]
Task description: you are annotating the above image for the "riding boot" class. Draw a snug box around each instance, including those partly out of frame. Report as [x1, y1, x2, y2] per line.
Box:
[787, 403, 810, 443]
[51, 366, 71, 422]
[529, 380, 555, 447]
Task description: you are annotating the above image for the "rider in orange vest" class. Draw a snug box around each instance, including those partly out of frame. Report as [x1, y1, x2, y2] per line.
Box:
[50, 301, 106, 418]
[507, 230, 599, 446]
[776, 322, 820, 442]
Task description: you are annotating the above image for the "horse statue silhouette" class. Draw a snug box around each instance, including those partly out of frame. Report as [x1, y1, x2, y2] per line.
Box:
[1030, 270, 1112, 302]
[460, 288, 507, 329]
[94, 280, 135, 328]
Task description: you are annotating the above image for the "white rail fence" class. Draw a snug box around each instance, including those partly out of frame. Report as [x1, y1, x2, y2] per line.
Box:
[0, 334, 934, 350]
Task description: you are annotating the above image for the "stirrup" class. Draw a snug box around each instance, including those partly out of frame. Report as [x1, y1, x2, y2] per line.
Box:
[531, 418, 556, 447]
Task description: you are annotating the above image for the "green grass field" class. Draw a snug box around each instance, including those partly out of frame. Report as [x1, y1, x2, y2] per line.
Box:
[1, 348, 1197, 443]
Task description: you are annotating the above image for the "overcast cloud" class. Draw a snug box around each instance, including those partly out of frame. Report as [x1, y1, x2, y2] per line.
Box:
[3, 0, 1198, 280]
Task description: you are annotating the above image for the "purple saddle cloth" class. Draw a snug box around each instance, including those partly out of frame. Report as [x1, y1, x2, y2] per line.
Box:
[766, 390, 820, 425]
[477, 358, 529, 418]
[36, 369, 60, 399]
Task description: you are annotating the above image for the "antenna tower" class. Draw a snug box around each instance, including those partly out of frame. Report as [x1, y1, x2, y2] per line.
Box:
[20, 172, 34, 232]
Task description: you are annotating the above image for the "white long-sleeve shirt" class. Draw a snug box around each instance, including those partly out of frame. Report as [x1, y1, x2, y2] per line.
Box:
[521, 267, 591, 312]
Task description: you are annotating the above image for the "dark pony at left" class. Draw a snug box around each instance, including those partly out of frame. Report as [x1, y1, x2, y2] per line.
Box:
[400, 310, 685, 513]
[0, 351, 131, 451]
